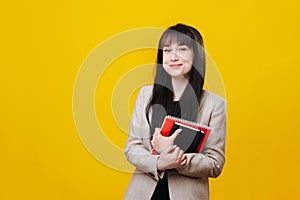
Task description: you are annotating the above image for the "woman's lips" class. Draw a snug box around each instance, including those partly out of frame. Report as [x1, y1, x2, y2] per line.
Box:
[169, 64, 182, 68]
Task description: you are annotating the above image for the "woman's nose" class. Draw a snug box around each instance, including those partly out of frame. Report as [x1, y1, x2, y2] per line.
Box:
[170, 52, 179, 61]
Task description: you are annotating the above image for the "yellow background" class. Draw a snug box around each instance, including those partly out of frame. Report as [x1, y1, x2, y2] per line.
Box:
[1, 0, 300, 199]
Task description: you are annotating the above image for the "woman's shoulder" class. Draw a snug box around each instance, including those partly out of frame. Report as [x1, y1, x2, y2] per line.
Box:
[135, 85, 153, 104]
[201, 90, 226, 109]
[140, 84, 153, 95]
[202, 90, 225, 102]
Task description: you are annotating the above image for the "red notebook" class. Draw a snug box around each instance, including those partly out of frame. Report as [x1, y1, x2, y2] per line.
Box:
[152, 115, 211, 154]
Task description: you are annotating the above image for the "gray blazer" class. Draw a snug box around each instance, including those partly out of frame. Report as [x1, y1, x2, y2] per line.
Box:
[124, 85, 226, 200]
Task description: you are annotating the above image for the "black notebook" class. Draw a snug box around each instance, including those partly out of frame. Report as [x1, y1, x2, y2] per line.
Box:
[154, 116, 211, 154]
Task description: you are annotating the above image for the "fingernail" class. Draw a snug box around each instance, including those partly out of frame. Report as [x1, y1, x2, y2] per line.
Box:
[178, 129, 182, 132]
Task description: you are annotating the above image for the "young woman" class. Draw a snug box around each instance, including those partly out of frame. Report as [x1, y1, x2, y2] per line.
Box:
[124, 23, 227, 200]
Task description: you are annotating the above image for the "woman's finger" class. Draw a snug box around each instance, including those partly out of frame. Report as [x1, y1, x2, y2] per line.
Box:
[180, 157, 187, 166]
[172, 146, 180, 157]
[151, 140, 157, 150]
[154, 127, 160, 134]
[151, 140, 155, 147]
[152, 136, 156, 143]
[153, 128, 160, 137]
[178, 149, 184, 160]
[170, 129, 182, 140]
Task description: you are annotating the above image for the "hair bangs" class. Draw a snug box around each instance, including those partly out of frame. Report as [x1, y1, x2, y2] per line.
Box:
[160, 29, 194, 48]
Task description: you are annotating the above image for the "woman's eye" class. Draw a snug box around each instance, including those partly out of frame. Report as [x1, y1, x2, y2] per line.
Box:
[178, 47, 187, 52]
[163, 49, 171, 53]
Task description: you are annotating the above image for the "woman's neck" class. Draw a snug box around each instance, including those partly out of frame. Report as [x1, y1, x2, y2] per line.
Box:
[172, 75, 189, 101]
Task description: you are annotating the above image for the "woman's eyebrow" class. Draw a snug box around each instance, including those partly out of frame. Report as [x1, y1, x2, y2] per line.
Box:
[178, 43, 189, 46]
[163, 44, 188, 47]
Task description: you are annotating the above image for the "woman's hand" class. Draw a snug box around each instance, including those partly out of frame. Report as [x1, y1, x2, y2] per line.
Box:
[157, 145, 187, 170]
[151, 128, 182, 153]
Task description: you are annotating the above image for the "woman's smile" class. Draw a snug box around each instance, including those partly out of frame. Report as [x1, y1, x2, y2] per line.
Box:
[169, 63, 183, 68]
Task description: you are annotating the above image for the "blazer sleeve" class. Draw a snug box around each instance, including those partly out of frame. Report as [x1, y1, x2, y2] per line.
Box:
[124, 86, 163, 181]
[176, 96, 227, 178]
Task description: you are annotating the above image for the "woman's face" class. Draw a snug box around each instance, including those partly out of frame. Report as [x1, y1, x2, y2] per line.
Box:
[162, 42, 194, 78]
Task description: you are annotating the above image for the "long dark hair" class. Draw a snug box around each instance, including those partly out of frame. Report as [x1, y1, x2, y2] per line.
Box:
[146, 23, 206, 135]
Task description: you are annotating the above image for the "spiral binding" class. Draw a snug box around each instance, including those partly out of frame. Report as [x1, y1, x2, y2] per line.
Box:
[165, 115, 211, 130]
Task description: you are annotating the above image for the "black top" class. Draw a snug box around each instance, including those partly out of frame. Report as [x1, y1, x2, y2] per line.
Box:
[151, 101, 181, 200]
